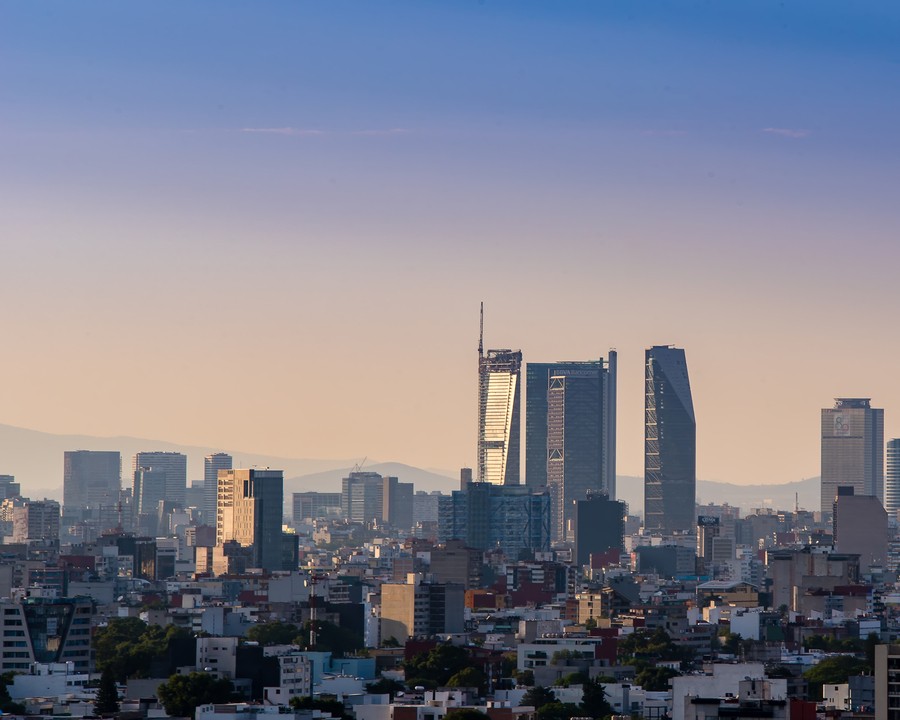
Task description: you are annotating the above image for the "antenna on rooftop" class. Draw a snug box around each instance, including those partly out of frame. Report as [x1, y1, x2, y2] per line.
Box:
[478, 302, 484, 357]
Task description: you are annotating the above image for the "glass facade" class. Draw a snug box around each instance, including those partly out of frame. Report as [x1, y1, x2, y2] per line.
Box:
[477, 349, 522, 485]
[644, 346, 696, 535]
[887, 439, 900, 518]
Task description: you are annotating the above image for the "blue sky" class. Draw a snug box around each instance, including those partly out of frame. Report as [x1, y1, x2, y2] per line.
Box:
[1, 1, 899, 488]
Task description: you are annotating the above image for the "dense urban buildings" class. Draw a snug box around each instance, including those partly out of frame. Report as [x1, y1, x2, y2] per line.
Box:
[820, 397, 884, 515]
[644, 345, 696, 535]
[525, 354, 618, 540]
[62, 450, 121, 522]
[133, 451, 188, 509]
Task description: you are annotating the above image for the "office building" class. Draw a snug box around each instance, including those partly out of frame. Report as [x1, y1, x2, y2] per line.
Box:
[477, 307, 522, 485]
[526, 355, 617, 540]
[0, 597, 93, 673]
[573, 492, 625, 566]
[438, 482, 551, 559]
[292, 492, 342, 524]
[833, 486, 888, 574]
[0, 476, 20, 501]
[887, 439, 900, 519]
[341, 471, 385, 525]
[204, 453, 233, 526]
[133, 452, 187, 508]
[821, 398, 884, 515]
[216, 468, 285, 572]
[133, 467, 167, 536]
[876, 644, 900, 720]
[382, 476, 414, 533]
[63, 450, 121, 522]
[644, 346, 696, 534]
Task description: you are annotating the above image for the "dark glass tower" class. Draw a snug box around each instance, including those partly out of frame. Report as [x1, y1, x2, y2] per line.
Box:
[525, 354, 617, 542]
[644, 346, 695, 534]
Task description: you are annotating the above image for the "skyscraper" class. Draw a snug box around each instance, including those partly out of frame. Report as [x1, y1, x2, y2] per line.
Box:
[216, 468, 284, 572]
[886, 439, 900, 519]
[525, 354, 617, 541]
[63, 451, 121, 522]
[644, 345, 696, 535]
[820, 398, 884, 515]
[476, 307, 522, 485]
[204, 453, 233, 526]
[132, 452, 187, 508]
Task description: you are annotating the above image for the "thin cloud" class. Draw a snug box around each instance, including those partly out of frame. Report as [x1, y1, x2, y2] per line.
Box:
[240, 127, 326, 136]
[761, 127, 810, 139]
[351, 128, 410, 136]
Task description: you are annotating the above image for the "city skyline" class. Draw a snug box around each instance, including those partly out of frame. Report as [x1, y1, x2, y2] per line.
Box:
[3, 1, 900, 487]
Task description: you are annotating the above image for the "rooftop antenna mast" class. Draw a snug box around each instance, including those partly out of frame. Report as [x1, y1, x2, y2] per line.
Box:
[478, 302, 484, 358]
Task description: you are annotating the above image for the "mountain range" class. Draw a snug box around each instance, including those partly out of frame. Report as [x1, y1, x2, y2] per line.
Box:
[0, 423, 819, 513]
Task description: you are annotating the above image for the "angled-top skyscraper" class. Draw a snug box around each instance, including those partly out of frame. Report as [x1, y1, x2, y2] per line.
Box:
[525, 353, 617, 542]
[476, 305, 522, 485]
[821, 398, 884, 515]
[644, 345, 696, 534]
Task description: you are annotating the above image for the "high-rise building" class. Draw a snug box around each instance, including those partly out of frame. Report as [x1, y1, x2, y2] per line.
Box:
[0, 597, 93, 674]
[341, 471, 385, 524]
[833, 486, 888, 574]
[133, 467, 167, 536]
[573, 492, 625, 566]
[821, 398, 884, 515]
[63, 451, 121, 522]
[133, 452, 187, 508]
[204, 453, 232, 526]
[887, 439, 900, 520]
[11, 499, 60, 543]
[477, 306, 522, 485]
[216, 468, 285, 572]
[438, 482, 551, 559]
[644, 346, 696, 535]
[380, 574, 465, 642]
[525, 354, 617, 540]
[292, 492, 342, 524]
[382, 476, 414, 533]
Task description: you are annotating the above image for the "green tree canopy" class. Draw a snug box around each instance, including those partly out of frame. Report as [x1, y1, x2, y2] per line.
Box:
[804, 655, 871, 700]
[403, 644, 472, 687]
[635, 666, 680, 692]
[94, 618, 195, 682]
[522, 685, 557, 710]
[446, 666, 487, 694]
[537, 702, 582, 720]
[157, 673, 233, 720]
[365, 678, 405, 699]
[246, 620, 301, 646]
[94, 667, 120, 716]
[580, 676, 614, 719]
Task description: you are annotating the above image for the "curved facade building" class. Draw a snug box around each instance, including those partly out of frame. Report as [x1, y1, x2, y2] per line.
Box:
[644, 345, 696, 535]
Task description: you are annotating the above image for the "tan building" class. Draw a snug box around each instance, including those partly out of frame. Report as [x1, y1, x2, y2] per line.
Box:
[380, 574, 464, 642]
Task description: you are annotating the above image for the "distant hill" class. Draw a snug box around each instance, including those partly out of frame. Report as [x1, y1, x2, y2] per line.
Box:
[0, 422, 357, 501]
[0, 422, 820, 514]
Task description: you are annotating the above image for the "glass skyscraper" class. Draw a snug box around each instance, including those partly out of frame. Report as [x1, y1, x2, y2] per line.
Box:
[820, 398, 884, 515]
[886, 438, 900, 519]
[644, 345, 696, 535]
[525, 353, 617, 542]
[477, 333, 522, 485]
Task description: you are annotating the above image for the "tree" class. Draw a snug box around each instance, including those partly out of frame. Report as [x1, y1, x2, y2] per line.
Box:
[444, 711, 491, 720]
[580, 677, 614, 719]
[94, 618, 195, 682]
[157, 672, 233, 719]
[246, 621, 301, 646]
[403, 644, 472, 687]
[290, 695, 353, 720]
[446, 666, 487, 694]
[365, 678, 405, 699]
[554, 672, 588, 687]
[804, 655, 870, 700]
[516, 669, 535, 687]
[0, 672, 25, 716]
[94, 667, 120, 716]
[522, 685, 557, 710]
[537, 702, 582, 720]
[635, 666, 680, 692]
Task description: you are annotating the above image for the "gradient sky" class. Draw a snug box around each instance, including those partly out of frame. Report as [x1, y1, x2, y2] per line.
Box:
[2, 1, 900, 486]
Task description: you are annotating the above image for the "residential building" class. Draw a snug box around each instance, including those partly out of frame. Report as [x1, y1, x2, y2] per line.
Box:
[12, 499, 60, 543]
[380, 574, 464, 642]
[133, 452, 188, 508]
[204, 453, 233, 526]
[216, 468, 285, 572]
[644, 345, 696, 534]
[63, 451, 121, 522]
[821, 398, 884, 515]
[876, 644, 900, 720]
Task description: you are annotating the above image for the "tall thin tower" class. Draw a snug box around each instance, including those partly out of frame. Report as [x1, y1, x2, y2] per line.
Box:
[644, 345, 695, 534]
[476, 305, 522, 485]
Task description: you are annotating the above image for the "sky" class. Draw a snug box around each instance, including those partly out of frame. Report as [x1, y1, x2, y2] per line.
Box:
[1, 1, 900, 486]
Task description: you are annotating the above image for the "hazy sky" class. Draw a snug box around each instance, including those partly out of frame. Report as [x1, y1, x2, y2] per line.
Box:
[2, 1, 899, 485]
